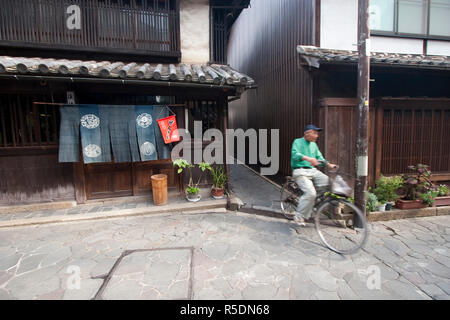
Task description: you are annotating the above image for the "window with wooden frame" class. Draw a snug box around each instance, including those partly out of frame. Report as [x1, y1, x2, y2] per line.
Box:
[369, 0, 450, 39]
[0, 94, 61, 148]
[380, 104, 450, 175]
[0, 0, 181, 55]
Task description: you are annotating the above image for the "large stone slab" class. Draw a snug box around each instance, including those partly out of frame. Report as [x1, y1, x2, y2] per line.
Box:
[101, 249, 192, 300]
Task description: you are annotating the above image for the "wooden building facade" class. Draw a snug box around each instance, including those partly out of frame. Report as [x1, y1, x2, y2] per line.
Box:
[227, 0, 450, 186]
[0, 0, 253, 206]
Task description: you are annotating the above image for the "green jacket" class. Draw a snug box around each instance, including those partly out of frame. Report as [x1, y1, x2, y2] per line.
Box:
[291, 138, 326, 169]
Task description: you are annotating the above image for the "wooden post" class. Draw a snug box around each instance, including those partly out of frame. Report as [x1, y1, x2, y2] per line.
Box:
[354, 0, 370, 227]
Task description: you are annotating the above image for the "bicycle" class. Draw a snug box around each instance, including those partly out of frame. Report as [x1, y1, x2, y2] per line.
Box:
[280, 162, 368, 255]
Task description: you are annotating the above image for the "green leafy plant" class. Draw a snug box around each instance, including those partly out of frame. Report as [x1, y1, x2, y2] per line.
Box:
[366, 192, 379, 213]
[419, 190, 439, 207]
[437, 184, 449, 197]
[399, 164, 435, 200]
[173, 159, 212, 195]
[373, 175, 403, 204]
[186, 186, 200, 195]
[211, 166, 227, 189]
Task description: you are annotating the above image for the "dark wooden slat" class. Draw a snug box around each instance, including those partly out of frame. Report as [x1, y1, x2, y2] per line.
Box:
[419, 109, 425, 164]
[0, 0, 179, 55]
[438, 109, 445, 171]
[0, 98, 8, 147]
[25, 96, 33, 145]
[8, 96, 17, 147]
[73, 162, 87, 204]
[429, 110, 435, 169]
[409, 110, 415, 167]
[43, 102, 50, 144]
[32, 101, 41, 145]
[17, 96, 26, 146]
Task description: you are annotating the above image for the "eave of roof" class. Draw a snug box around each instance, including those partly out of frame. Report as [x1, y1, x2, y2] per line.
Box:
[297, 45, 450, 71]
[0, 56, 256, 89]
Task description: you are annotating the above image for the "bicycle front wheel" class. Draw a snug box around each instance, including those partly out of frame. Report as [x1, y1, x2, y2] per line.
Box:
[314, 198, 368, 255]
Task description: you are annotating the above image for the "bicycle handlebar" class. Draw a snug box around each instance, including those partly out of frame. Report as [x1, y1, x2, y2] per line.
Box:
[318, 160, 339, 170]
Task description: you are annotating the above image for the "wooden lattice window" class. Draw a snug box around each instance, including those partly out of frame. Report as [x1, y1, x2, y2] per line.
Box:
[381, 104, 450, 174]
[0, 94, 61, 148]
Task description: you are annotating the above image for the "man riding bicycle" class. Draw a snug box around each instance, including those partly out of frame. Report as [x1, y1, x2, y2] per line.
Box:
[291, 124, 337, 226]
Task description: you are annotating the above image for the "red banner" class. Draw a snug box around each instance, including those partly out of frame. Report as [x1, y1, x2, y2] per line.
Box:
[157, 115, 180, 144]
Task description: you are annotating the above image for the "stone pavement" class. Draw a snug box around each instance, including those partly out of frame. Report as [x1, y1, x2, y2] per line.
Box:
[0, 210, 449, 300]
[0, 188, 226, 228]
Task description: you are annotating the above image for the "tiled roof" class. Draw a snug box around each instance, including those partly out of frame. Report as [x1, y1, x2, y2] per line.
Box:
[0, 56, 255, 87]
[297, 46, 450, 70]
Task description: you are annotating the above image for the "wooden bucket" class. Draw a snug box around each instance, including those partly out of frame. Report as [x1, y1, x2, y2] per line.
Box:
[151, 174, 168, 206]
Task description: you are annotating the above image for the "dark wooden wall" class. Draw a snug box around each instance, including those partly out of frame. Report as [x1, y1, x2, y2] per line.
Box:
[0, 83, 75, 205]
[0, 78, 231, 204]
[319, 98, 450, 188]
[227, 0, 316, 177]
[0, 147, 75, 205]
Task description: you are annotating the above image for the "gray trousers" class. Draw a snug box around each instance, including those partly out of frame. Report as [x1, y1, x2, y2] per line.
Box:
[293, 168, 329, 219]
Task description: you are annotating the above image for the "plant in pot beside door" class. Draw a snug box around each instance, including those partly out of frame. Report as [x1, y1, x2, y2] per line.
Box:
[373, 180, 388, 212]
[395, 164, 432, 210]
[366, 191, 379, 213]
[373, 175, 403, 211]
[435, 184, 450, 207]
[173, 159, 212, 202]
[210, 166, 227, 199]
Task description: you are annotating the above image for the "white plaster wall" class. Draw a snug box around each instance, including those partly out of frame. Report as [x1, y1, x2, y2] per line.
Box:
[320, 0, 358, 50]
[371, 36, 423, 54]
[180, 0, 210, 64]
[427, 40, 450, 56]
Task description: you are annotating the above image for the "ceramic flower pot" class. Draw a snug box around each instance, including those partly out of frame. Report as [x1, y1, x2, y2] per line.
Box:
[186, 192, 201, 202]
[395, 199, 427, 210]
[377, 203, 386, 212]
[435, 196, 450, 207]
[211, 187, 225, 199]
[385, 202, 394, 211]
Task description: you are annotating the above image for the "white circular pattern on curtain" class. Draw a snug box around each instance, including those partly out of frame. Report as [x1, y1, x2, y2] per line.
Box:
[136, 113, 153, 128]
[80, 114, 100, 129]
[84, 144, 102, 158]
[140, 142, 156, 156]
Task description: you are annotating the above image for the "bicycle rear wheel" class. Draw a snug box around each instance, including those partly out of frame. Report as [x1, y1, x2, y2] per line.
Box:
[314, 198, 368, 255]
[280, 180, 301, 220]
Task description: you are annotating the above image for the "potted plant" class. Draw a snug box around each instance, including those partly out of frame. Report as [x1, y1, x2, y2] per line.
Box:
[435, 184, 450, 207]
[373, 175, 403, 211]
[418, 189, 439, 207]
[366, 191, 379, 213]
[373, 179, 388, 212]
[173, 159, 211, 202]
[395, 164, 431, 210]
[210, 165, 227, 199]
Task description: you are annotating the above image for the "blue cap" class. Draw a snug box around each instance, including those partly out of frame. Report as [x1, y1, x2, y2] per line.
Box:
[304, 124, 323, 132]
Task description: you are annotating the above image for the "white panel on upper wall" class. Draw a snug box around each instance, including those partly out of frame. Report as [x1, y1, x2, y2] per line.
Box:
[180, 0, 210, 64]
[371, 36, 423, 54]
[320, 0, 358, 50]
[427, 41, 450, 56]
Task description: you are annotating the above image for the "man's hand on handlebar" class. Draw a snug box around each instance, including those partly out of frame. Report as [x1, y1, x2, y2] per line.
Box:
[327, 163, 338, 170]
